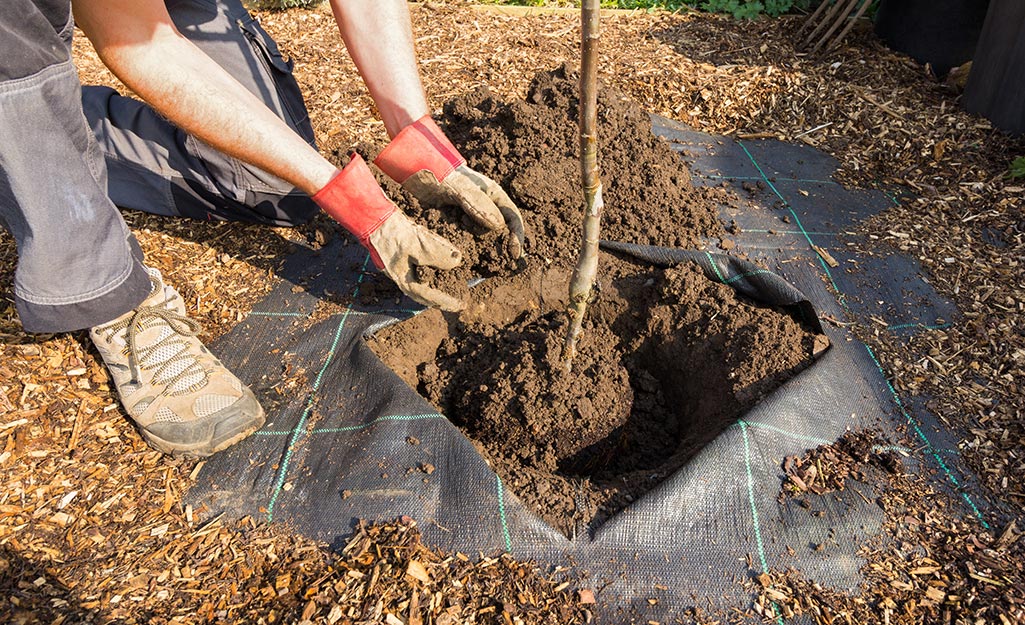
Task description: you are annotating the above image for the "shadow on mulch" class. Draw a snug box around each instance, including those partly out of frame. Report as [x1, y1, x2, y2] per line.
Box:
[0, 545, 102, 625]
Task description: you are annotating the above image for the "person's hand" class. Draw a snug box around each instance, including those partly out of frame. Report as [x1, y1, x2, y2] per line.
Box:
[374, 116, 526, 260]
[313, 155, 464, 311]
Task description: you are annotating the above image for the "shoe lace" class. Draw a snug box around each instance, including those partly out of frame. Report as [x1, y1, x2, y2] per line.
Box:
[99, 305, 207, 395]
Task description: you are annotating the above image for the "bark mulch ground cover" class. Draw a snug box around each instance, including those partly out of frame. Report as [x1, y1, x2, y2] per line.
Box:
[760, 432, 1024, 624]
[1, 3, 1023, 623]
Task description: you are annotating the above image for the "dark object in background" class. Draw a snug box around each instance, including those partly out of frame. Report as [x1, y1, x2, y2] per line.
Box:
[874, 0, 991, 76]
[963, 0, 1025, 135]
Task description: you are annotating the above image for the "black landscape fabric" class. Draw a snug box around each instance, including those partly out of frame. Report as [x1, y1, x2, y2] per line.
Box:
[187, 115, 991, 621]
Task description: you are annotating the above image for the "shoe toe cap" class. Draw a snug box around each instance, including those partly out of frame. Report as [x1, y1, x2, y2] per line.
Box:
[144, 391, 266, 457]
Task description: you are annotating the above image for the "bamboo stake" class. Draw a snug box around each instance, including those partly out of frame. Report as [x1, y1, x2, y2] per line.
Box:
[562, 0, 602, 370]
[820, 0, 873, 53]
[809, 0, 862, 54]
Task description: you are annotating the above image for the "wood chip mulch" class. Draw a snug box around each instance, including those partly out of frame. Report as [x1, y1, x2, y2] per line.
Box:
[2, 2, 1023, 623]
[780, 430, 901, 498]
[756, 432, 1023, 625]
[3, 514, 589, 625]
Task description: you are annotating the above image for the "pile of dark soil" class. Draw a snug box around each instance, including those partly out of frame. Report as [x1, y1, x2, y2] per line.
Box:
[369, 66, 824, 536]
[352, 64, 727, 282]
[441, 64, 723, 265]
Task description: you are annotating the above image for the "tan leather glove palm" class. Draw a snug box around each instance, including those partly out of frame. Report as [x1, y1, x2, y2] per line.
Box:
[313, 154, 464, 312]
[369, 211, 463, 312]
[403, 165, 525, 259]
[375, 116, 526, 260]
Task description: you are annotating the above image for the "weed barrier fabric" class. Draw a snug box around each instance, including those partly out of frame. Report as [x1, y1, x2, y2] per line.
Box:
[188, 115, 993, 622]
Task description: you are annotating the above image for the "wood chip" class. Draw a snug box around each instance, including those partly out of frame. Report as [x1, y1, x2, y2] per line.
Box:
[812, 244, 840, 267]
[406, 560, 431, 584]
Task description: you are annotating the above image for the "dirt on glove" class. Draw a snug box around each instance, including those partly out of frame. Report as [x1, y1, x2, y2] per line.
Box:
[366, 66, 822, 535]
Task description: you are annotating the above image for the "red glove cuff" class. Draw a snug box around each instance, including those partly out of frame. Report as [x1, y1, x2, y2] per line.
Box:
[374, 115, 466, 185]
[312, 154, 394, 268]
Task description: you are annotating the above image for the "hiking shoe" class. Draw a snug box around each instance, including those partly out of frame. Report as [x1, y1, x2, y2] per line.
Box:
[90, 268, 265, 456]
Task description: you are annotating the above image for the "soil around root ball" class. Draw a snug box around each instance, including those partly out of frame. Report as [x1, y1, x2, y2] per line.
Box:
[347, 64, 729, 305]
[372, 256, 821, 536]
[368, 66, 823, 536]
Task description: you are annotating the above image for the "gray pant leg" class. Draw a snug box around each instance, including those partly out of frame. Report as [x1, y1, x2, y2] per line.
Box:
[82, 0, 319, 227]
[0, 1, 150, 333]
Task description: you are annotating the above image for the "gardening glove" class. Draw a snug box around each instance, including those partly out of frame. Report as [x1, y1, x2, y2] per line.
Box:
[374, 115, 526, 260]
[313, 154, 465, 312]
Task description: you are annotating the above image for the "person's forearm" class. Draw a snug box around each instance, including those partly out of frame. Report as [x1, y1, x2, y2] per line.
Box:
[329, 0, 429, 138]
[74, 0, 337, 195]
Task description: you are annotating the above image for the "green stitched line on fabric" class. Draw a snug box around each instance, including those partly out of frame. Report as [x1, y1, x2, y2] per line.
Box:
[726, 269, 772, 285]
[739, 422, 784, 624]
[863, 344, 988, 528]
[265, 312, 350, 520]
[374, 308, 421, 316]
[872, 445, 913, 455]
[739, 422, 769, 572]
[265, 255, 371, 522]
[737, 141, 848, 313]
[886, 322, 952, 332]
[266, 309, 352, 520]
[250, 308, 420, 320]
[738, 420, 832, 446]
[793, 211, 844, 302]
[704, 251, 728, 283]
[741, 228, 838, 237]
[496, 474, 512, 553]
[738, 422, 913, 456]
[255, 414, 445, 436]
[736, 142, 805, 245]
[312, 414, 444, 434]
[704, 174, 840, 186]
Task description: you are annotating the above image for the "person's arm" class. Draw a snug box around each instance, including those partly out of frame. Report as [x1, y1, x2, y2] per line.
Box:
[329, 0, 428, 139]
[73, 0, 336, 194]
[73, 0, 464, 310]
[331, 0, 526, 259]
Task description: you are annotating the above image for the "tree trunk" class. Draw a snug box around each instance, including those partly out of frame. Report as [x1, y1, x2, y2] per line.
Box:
[562, 0, 602, 370]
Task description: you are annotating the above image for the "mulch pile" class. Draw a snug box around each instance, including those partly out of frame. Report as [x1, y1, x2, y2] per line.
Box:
[1, 2, 1023, 623]
[780, 430, 900, 497]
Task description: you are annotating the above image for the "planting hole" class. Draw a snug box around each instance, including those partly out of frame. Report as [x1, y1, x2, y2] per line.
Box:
[369, 258, 822, 537]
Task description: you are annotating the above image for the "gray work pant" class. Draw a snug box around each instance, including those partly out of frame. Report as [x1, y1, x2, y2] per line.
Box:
[83, 0, 320, 226]
[0, 0, 152, 332]
[0, 0, 318, 333]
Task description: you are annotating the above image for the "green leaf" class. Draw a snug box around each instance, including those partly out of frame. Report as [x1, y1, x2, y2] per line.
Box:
[1009, 157, 1025, 180]
[733, 0, 764, 18]
[764, 0, 793, 17]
